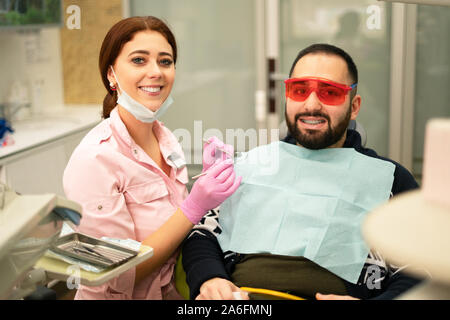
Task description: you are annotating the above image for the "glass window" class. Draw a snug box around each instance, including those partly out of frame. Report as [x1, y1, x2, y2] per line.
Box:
[130, 0, 257, 143]
[412, 4, 450, 180]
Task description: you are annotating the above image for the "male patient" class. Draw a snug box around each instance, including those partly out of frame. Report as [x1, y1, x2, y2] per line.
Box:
[182, 44, 420, 300]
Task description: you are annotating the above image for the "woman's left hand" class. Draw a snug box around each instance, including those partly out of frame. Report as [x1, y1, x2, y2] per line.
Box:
[202, 136, 234, 172]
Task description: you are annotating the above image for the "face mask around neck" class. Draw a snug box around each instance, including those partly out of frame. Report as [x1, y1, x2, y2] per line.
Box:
[110, 66, 173, 123]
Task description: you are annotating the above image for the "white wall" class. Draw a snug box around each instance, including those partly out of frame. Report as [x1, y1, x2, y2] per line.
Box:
[0, 27, 64, 112]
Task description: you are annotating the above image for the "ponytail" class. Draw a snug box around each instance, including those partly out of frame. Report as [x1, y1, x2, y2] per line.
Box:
[102, 90, 117, 119]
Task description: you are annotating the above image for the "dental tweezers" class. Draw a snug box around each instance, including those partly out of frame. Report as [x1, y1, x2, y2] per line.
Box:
[191, 139, 237, 180]
[72, 243, 115, 264]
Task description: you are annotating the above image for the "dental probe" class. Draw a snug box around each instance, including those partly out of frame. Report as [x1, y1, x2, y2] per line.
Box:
[191, 139, 235, 180]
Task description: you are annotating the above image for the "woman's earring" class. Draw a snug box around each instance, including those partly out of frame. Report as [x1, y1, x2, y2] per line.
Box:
[109, 82, 117, 91]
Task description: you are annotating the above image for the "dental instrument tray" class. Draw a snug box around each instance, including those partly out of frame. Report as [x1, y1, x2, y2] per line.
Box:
[51, 233, 139, 268]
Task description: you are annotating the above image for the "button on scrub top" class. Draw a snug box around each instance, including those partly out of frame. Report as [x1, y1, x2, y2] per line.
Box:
[63, 107, 188, 299]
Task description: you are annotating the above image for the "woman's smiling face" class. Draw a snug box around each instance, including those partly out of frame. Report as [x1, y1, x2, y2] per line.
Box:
[108, 30, 175, 111]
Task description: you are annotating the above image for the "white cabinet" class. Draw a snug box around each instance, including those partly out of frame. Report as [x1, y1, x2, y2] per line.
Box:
[0, 128, 91, 197]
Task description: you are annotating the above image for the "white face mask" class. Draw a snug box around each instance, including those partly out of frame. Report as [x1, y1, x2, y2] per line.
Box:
[110, 66, 173, 123]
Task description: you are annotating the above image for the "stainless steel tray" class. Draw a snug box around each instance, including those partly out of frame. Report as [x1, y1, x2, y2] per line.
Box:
[51, 233, 139, 268]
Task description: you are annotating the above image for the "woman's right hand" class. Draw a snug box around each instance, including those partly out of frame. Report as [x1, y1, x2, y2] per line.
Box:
[180, 159, 241, 225]
[196, 278, 249, 300]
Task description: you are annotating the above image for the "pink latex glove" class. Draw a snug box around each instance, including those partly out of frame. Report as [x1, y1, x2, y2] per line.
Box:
[202, 136, 234, 172]
[181, 159, 242, 224]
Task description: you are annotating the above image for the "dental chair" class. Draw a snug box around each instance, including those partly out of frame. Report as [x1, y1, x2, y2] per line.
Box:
[176, 119, 368, 299]
[0, 184, 82, 299]
[348, 120, 367, 147]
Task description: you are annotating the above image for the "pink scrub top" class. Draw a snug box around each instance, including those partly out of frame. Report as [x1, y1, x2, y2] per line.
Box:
[63, 107, 188, 300]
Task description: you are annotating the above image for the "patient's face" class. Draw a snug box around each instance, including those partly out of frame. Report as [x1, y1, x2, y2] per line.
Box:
[285, 53, 358, 149]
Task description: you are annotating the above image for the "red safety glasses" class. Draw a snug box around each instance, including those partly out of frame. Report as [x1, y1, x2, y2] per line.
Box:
[284, 77, 357, 106]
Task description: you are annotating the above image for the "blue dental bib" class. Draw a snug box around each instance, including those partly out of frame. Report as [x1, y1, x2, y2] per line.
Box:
[218, 141, 395, 284]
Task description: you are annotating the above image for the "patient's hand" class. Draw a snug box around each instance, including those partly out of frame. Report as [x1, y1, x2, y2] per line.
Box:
[315, 293, 359, 300]
[196, 277, 249, 300]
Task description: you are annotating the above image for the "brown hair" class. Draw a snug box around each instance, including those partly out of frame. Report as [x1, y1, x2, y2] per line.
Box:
[99, 16, 177, 118]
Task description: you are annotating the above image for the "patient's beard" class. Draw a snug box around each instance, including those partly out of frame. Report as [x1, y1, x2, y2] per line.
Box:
[285, 104, 351, 150]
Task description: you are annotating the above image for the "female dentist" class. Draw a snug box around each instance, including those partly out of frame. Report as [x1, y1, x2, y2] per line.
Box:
[63, 16, 241, 300]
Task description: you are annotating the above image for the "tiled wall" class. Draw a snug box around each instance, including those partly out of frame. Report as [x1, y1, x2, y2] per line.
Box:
[60, 0, 123, 104]
[0, 0, 123, 112]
